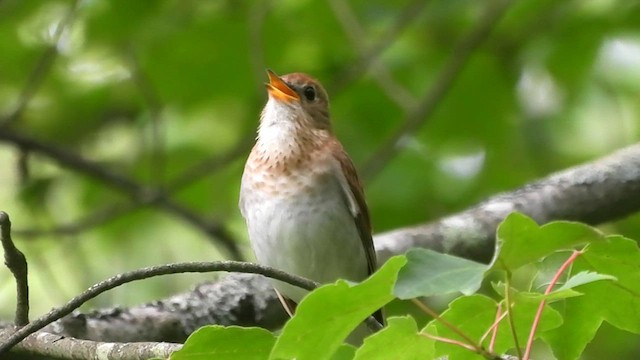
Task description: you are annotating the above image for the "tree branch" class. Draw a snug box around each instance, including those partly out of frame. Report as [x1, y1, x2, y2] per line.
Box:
[0, 0, 80, 128]
[0, 261, 317, 354]
[374, 143, 640, 263]
[327, 0, 428, 97]
[0, 328, 180, 360]
[0, 129, 242, 259]
[362, 0, 513, 181]
[0, 212, 29, 327]
[13, 138, 251, 239]
[328, 0, 425, 110]
[41, 274, 287, 343]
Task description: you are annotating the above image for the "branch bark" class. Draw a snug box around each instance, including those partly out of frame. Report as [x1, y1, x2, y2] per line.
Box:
[0, 262, 317, 354]
[0, 328, 180, 360]
[375, 143, 640, 263]
[0, 212, 29, 327]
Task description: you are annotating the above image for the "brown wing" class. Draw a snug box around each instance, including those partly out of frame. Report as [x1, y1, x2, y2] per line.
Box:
[275, 290, 297, 317]
[329, 140, 384, 325]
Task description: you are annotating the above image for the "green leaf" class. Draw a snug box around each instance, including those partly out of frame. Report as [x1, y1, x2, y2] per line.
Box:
[491, 213, 603, 272]
[491, 283, 583, 303]
[554, 271, 616, 292]
[394, 248, 488, 298]
[424, 294, 562, 360]
[269, 256, 407, 360]
[354, 316, 434, 360]
[331, 344, 357, 360]
[543, 235, 640, 360]
[170, 325, 275, 360]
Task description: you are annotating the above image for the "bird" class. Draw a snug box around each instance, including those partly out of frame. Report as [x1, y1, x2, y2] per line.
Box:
[239, 70, 383, 328]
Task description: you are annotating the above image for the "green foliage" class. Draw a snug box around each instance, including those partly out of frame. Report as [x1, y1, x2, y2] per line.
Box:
[543, 235, 640, 360]
[170, 326, 275, 360]
[174, 214, 640, 360]
[395, 248, 488, 298]
[353, 316, 434, 359]
[491, 212, 604, 271]
[2, 0, 640, 358]
[270, 256, 405, 360]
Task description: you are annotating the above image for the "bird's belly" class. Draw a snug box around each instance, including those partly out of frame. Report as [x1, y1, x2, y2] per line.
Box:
[244, 188, 368, 302]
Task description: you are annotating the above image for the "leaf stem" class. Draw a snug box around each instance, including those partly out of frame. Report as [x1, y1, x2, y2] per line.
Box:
[504, 276, 523, 359]
[411, 298, 499, 359]
[523, 250, 582, 360]
[479, 302, 506, 351]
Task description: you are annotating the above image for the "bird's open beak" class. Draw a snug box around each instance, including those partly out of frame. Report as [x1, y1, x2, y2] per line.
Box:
[266, 70, 299, 102]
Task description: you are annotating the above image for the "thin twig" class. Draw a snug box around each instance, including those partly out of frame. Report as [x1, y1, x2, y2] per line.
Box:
[0, 0, 80, 127]
[523, 250, 582, 360]
[164, 138, 253, 194]
[13, 203, 135, 238]
[328, 0, 429, 97]
[362, 0, 513, 181]
[0, 129, 242, 259]
[420, 332, 478, 352]
[0, 212, 29, 327]
[411, 298, 498, 359]
[125, 45, 167, 189]
[0, 261, 318, 354]
[504, 277, 523, 359]
[248, 1, 269, 89]
[327, 0, 424, 110]
[478, 303, 506, 352]
[13, 139, 251, 239]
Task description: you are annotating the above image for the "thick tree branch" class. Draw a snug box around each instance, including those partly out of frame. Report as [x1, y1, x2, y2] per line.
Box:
[42, 274, 287, 343]
[0, 329, 180, 360]
[375, 143, 640, 263]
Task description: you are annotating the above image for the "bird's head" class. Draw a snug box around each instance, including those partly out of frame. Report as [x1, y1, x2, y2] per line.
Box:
[262, 70, 331, 131]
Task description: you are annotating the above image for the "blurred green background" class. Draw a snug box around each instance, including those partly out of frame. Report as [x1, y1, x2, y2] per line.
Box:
[1, 0, 639, 358]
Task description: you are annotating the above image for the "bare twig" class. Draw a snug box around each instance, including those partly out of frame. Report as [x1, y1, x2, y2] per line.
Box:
[327, 0, 429, 97]
[164, 138, 253, 194]
[328, 0, 425, 110]
[0, 212, 29, 327]
[13, 203, 137, 238]
[0, 129, 242, 259]
[125, 46, 167, 189]
[248, 1, 269, 89]
[362, 0, 513, 181]
[412, 298, 496, 358]
[0, 0, 80, 127]
[0, 261, 318, 354]
[13, 139, 251, 239]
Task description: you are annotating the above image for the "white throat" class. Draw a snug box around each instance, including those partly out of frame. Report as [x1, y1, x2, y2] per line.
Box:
[256, 98, 301, 152]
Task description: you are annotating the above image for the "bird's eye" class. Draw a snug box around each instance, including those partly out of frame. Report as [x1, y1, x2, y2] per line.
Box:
[303, 86, 316, 101]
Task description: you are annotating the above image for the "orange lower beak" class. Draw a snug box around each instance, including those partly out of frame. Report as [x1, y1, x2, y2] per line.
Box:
[266, 70, 299, 102]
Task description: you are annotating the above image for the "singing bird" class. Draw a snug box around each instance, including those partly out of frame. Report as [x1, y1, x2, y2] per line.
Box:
[239, 70, 383, 326]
